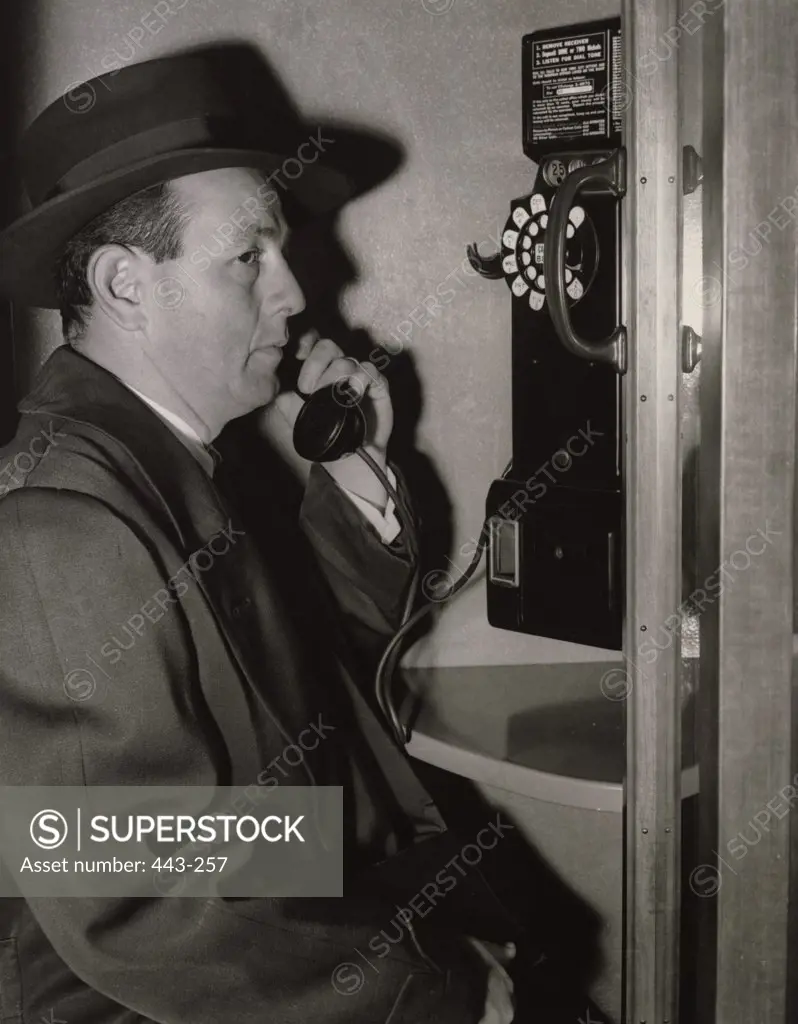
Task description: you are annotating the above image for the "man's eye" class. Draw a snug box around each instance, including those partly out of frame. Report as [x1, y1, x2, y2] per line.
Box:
[238, 249, 262, 266]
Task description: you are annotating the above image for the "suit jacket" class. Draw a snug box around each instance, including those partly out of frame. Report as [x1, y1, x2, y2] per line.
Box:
[0, 346, 484, 1024]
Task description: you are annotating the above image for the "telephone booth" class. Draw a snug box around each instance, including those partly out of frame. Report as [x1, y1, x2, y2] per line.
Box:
[404, 1, 798, 1021]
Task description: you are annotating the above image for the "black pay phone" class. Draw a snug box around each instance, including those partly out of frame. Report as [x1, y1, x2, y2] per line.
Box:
[469, 18, 626, 650]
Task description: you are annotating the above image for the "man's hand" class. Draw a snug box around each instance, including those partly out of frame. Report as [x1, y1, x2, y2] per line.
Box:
[271, 329, 393, 452]
[267, 329, 394, 509]
[467, 937, 516, 1024]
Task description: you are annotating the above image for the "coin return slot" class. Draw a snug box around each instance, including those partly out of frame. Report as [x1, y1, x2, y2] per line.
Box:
[488, 516, 520, 588]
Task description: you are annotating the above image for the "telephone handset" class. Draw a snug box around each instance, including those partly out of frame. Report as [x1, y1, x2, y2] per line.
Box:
[276, 342, 367, 463]
[291, 382, 367, 463]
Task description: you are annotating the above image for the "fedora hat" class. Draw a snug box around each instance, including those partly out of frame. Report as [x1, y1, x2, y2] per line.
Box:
[0, 50, 363, 309]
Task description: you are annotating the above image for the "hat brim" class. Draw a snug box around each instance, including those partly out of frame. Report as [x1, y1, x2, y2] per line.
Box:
[0, 147, 353, 309]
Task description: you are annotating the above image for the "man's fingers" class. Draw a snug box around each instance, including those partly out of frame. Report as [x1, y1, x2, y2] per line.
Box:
[285, 335, 394, 454]
[295, 338, 345, 393]
[293, 334, 389, 405]
[295, 329, 319, 360]
[328, 360, 388, 404]
[317, 359, 384, 406]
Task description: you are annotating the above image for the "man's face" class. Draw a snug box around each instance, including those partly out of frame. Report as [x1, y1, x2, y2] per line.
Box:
[143, 166, 305, 423]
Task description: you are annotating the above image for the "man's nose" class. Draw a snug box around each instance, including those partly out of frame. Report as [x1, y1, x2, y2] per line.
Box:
[268, 250, 306, 317]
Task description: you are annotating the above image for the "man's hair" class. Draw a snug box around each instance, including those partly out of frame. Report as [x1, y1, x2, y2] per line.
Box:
[55, 181, 188, 342]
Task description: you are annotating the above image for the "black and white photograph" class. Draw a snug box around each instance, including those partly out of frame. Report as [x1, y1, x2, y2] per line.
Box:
[0, 1, 794, 1022]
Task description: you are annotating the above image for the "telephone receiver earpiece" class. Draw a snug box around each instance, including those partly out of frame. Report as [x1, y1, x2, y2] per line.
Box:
[292, 383, 368, 463]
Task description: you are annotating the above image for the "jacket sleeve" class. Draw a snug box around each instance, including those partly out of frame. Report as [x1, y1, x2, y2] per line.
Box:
[0, 488, 482, 1024]
[299, 461, 418, 639]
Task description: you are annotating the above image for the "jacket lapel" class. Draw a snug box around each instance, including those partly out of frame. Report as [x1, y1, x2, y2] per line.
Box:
[19, 346, 230, 545]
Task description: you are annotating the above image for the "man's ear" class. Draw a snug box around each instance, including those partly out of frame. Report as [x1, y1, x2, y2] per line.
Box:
[86, 244, 148, 331]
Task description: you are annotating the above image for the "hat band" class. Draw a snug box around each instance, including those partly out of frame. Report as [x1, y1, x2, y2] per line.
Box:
[44, 116, 272, 201]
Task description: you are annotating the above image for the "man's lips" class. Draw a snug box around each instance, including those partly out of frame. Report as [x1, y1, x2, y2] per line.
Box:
[257, 331, 288, 350]
[250, 327, 289, 359]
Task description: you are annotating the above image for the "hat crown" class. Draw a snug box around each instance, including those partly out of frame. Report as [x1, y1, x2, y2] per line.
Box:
[21, 53, 302, 207]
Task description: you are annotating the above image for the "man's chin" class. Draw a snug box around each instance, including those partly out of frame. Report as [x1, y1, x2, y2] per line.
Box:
[232, 373, 280, 417]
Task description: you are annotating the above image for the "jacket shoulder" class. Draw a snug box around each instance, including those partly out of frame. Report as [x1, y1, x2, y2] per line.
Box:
[0, 416, 123, 494]
[0, 416, 174, 547]
[0, 488, 158, 571]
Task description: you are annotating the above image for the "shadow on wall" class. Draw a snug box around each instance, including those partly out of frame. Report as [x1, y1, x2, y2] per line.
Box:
[199, 41, 459, 618]
[0, 1, 40, 444]
[213, 42, 614, 1023]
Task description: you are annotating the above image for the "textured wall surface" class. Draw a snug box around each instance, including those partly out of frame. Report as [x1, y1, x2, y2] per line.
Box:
[15, 0, 620, 667]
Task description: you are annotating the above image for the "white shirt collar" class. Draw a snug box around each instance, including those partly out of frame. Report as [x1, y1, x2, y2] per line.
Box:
[123, 384, 216, 477]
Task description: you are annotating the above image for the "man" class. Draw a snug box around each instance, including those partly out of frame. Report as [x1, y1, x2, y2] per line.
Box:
[0, 52, 517, 1023]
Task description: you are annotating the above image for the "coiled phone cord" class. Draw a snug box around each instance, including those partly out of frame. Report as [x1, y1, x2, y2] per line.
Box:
[355, 447, 500, 749]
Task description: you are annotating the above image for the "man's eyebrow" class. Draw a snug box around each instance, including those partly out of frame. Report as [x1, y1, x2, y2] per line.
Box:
[239, 221, 290, 244]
